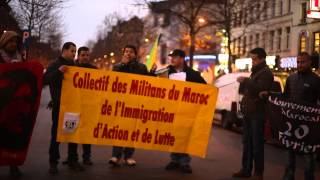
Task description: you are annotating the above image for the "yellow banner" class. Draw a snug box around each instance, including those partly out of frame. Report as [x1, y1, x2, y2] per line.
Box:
[57, 67, 218, 158]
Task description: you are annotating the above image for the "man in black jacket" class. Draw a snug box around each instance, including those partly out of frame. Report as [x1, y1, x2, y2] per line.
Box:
[164, 49, 206, 174]
[109, 45, 155, 167]
[233, 48, 274, 180]
[43, 42, 84, 174]
[282, 52, 320, 180]
[65, 46, 96, 166]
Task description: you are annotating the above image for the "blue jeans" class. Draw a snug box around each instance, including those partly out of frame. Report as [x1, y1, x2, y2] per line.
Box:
[170, 153, 191, 166]
[112, 146, 135, 159]
[241, 114, 265, 175]
[283, 150, 316, 180]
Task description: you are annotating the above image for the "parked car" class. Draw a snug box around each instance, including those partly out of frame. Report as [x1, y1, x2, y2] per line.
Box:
[213, 72, 284, 129]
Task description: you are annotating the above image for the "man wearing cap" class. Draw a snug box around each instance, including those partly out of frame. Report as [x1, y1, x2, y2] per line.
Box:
[164, 49, 206, 174]
[0, 31, 24, 177]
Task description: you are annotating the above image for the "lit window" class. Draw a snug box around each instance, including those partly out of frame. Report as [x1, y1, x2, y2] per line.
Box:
[300, 35, 307, 52]
[314, 32, 320, 54]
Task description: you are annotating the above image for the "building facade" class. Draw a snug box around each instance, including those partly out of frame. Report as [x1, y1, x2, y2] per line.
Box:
[230, 0, 320, 70]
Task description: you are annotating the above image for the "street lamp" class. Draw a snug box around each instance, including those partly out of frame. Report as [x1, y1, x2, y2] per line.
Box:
[144, 38, 150, 43]
[103, 55, 108, 59]
[110, 52, 115, 57]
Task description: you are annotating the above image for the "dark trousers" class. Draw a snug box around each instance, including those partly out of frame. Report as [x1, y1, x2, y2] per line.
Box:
[68, 143, 91, 162]
[112, 146, 135, 159]
[170, 153, 191, 166]
[49, 103, 60, 164]
[241, 114, 265, 175]
[283, 150, 316, 180]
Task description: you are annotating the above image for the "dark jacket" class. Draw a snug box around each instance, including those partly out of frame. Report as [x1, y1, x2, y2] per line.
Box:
[168, 64, 206, 84]
[75, 60, 97, 69]
[43, 56, 74, 103]
[241, 61, 274, 112]
[283, 70, 320, 105]
[112, 60, 149, 75]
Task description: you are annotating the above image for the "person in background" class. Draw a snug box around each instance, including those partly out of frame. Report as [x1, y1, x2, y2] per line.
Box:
[108, 44, 156, 167]
[64, 46, 96, 166]
[43, 42, 85, 174]
[282, 52, 320, 180]
[233, 48, 274, 180]
[0, 30, 24, 178]
[164, 49, 206, 174]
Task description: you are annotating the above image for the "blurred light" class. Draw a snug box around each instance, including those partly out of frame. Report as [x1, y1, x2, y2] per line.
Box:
[105, 62, 108, 65]
[3, 30, 6, 33]
[222, 29, 226, 33]
[98, 58, 101, 61]
[110, 52, 114, 57]
[198, 18, 206, 23]
[312, 68, 316, 71]
[146, 55, 150, 59]
[94, 59, 97, 62]
[111, 59, 115, 64]
[198, 17, 206, 24]
[185, 55, 217, 61]
[275, 67, 279, 71]
[193, 63, 199, 71]
[144, 38, 149, 43]
[103, 55, 108, 58]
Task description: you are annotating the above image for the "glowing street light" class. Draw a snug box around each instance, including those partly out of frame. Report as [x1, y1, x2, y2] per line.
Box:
[110, 52, 115, 57]
[144, 38, 149, 43]
[103, 55, 108, 58]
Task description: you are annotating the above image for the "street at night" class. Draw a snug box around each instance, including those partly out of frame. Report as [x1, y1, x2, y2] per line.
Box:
[0, 88, 319, 180]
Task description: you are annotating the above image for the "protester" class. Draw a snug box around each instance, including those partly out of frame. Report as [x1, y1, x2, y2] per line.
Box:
[43, 42, 85, 174]
[0, 30, 24, 178]
[64, 46, 96, 166]
[108, 44, 156, 167]
[282, 52, 320, 180]
[233, 48, 274, 180]
[164, 49, 206, 174]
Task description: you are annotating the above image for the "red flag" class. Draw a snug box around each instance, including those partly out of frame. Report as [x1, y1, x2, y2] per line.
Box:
[0, 61, 43, 166]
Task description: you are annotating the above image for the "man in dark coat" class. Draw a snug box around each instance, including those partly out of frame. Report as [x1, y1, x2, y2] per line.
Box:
[43, 42, 85, 174]
[164, 49, 206, 174]
[233, 48, 274, 180]
[108, 44, 156, 167]
[282, 52, 320, 180]
[64, 46, 96, 166]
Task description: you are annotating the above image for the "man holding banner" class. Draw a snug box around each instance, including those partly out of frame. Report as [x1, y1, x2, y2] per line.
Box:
[0, 31, 24, 178]
[0, 31, 43, 178]
[282, 52, 320, 180]
[109, 44, 156, 167]
[164, 49, 206, 174]
[64, 46, 97, 166]
[43, 42, 85, 174]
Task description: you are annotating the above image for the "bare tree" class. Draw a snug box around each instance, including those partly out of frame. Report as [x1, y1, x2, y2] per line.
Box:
[13, 0, 66, 42]
[141, 0, 223, 67]
[207, 0, 270, 72]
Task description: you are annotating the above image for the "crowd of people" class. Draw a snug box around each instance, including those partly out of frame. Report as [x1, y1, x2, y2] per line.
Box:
[0, 30, 319, 180]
